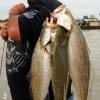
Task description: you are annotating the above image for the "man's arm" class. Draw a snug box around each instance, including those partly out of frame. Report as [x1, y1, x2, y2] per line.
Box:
[7, 15, 21, 41]
[1, 3, 50, 42]
[0, 3, 26, 41]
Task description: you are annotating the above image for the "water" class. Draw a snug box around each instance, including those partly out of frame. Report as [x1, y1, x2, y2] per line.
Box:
[0, 30, 100, 100]
[82, 30, 100, 100]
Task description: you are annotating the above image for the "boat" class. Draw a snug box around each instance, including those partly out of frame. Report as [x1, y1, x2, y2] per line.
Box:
[77, 16, 100, 30]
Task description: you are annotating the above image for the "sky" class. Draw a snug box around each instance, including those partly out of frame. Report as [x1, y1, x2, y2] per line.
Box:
[0, 0, 100, 19]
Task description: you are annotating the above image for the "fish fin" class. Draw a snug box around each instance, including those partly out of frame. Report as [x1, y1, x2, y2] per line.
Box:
[57, 9, 72, 31]
[40, 28, 51, 46]
[44, 44, 51, 54]
[87, 65, 95, 100]
[40, 18, 51, 47]
[86, 43, 90, 55]
[61, 39, 67, 46]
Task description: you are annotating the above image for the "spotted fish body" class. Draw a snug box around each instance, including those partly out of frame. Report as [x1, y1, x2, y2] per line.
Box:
[49, 6, 72, 100]
[50, 25, 69, 100]
[65, 7, 90, 100]
[29, 19, 51, 100]
[68, 24, 90, 100]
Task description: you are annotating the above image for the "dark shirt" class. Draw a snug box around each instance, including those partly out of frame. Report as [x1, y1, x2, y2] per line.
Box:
[18, 1, 62, 52]
[18, 4, 50, 42]
[18, 4, 50, 53]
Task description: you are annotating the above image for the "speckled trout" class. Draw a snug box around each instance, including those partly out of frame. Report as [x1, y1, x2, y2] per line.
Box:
[29, 18, 51, 100]
[50, 25, 69, 100]
[49, 6, 72, 100]
[64, 6, 90, 100]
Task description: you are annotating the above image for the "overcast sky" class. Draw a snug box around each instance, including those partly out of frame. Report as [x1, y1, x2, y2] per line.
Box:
[0, 0, 100, 19]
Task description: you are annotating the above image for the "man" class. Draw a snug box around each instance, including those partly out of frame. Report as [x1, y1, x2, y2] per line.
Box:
[0, 0, 62, 100]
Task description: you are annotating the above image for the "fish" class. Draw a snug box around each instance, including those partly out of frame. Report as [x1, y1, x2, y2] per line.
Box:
[50, 25, 69, 100]
[29, 18, 51, 100]
[65, 6, 91, 100]
[49, 7, 72, 100]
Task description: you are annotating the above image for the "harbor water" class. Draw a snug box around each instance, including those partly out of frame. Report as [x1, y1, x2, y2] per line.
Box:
[0, 29, 100, 100]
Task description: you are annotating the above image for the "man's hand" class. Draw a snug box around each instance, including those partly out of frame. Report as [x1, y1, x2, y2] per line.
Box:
[9, 3, 26, 16]
[0, 23, 8, 41]
[0, 3, 26, 41]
